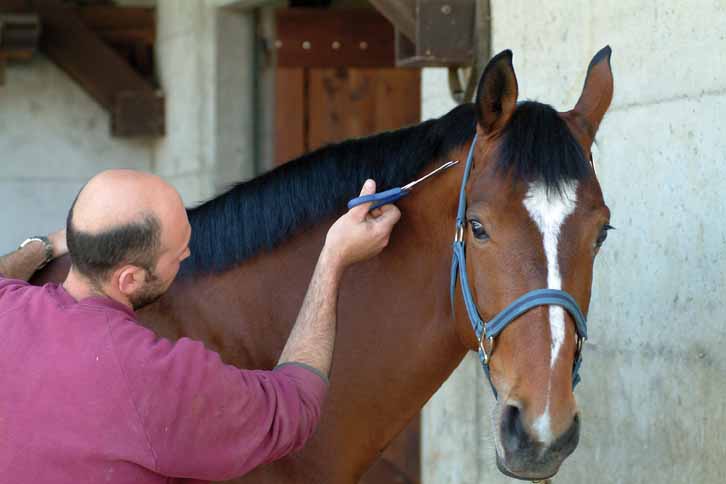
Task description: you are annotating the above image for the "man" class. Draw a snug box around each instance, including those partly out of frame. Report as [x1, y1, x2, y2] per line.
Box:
[0, 170, 400, 483]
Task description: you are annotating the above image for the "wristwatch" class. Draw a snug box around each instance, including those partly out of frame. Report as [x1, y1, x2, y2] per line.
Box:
[19, 236, 54, 270]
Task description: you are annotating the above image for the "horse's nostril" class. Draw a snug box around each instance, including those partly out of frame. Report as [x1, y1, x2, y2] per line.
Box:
[501, 405, 531, 454]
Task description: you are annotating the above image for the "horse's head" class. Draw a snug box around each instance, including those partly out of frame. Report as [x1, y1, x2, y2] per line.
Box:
[452, 47, 613, 480]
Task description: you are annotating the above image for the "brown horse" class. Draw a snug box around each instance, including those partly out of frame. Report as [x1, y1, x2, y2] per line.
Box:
[35, 47, 614, 483]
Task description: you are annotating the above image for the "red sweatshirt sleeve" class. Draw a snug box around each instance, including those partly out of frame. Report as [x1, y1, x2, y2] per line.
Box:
[0, 277, 30, 311]
[107, 316, 328, 482]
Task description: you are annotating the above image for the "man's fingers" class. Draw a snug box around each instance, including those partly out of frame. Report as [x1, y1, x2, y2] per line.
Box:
[359, 179, 376, 196]
[349, 179, 377, 220]
[375, 205, 401, 229]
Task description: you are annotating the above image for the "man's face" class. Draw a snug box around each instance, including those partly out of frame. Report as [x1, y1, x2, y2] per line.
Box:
[128, 268, 167, 310]
[131, 211, 192, 311]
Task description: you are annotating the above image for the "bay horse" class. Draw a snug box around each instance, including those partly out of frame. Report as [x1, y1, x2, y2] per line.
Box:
[35, 47, 614, 483]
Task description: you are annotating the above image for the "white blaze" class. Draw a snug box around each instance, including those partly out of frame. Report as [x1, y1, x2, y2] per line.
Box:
[523, 181, 578, 367]
[523, 181, 578, 444]
[532, 405, 554, 445]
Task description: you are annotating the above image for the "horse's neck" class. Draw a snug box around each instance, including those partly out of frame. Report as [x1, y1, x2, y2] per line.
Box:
[139, 156, 471, 481]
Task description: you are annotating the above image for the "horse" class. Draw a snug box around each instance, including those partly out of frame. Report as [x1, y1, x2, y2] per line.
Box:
[34, 46, 614, 483]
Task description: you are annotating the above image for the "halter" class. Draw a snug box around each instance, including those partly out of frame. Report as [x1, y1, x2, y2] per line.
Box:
[450, 134, 588, 398]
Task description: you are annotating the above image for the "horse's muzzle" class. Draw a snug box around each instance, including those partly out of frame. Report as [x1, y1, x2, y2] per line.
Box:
[496, 406, 580, 480]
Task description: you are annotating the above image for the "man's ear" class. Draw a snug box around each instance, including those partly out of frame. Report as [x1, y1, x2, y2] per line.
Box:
[475, 49, 519, 135]
[572, 46, 614, 143]
[116, 265, 146, 297]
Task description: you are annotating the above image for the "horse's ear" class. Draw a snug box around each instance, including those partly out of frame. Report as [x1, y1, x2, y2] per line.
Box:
[475, 49, 519, 135]
[573, 46, 614, 142]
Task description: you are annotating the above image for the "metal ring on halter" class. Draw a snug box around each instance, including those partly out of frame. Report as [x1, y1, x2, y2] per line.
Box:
[479, 334, 494, 364]
[454, 225, 465, 243]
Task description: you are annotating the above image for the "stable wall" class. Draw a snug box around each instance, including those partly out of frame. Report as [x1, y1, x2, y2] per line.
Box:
[0, 0, 257, 254]
[0, 57, 155, 253]
[422, 2, 726, 483]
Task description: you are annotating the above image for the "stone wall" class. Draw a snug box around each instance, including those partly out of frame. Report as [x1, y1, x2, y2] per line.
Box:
[422, 2, 726, 483]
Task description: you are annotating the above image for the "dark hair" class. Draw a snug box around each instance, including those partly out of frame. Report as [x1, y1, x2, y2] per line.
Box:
[66, 200, 162, 284]
[496, 101, 591, 195]
[180, 103, 476, 276]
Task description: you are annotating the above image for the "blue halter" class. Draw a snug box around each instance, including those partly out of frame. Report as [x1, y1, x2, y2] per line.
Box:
[449, 134, 588, 398]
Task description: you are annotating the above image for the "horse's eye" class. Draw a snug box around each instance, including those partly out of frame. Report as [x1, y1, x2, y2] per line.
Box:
[470, 220, 490, 241]
[596, 224, 614, 248]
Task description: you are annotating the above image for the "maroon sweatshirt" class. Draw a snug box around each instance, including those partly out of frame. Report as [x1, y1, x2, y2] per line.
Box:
[0, 276, 327, 483]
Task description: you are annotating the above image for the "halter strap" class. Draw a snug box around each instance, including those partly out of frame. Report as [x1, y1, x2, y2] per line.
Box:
[450, 133, 588, 397]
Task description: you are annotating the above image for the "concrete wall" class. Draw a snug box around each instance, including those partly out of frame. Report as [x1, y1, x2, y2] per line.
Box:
[422, 2, 726, 483]
[154, 0, 257, 205]
[0, 0, 258, 253]
[0, 57, 155, 253]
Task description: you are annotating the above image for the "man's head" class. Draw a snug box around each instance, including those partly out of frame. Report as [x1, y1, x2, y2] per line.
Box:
[66, 170, 191, 310]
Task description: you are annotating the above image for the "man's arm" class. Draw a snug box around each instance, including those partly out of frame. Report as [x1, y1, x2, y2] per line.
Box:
[0, 230, 67, 281]
[277, 179, 401, 378]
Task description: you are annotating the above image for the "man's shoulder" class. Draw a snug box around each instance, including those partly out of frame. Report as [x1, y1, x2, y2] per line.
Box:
[0, 275, 36, 315]
[0, 274, 30, 291]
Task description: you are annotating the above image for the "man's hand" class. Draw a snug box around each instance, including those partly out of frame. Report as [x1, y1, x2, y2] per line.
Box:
[0, 228, 68, 281]
[48, 228, 68, 259]
[323, 179, 401, 269]
[276, 179, 401, 378]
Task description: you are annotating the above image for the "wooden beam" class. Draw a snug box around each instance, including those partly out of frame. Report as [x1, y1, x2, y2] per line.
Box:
[368, 0, 416, 42]
[112, 90, 164, 138]
[0, 1, 32, 12]
[276, 8, 395, 68]
[0, 13, 40, 59]
[76, 5, 154, 35]
[30, 0, 163, 136]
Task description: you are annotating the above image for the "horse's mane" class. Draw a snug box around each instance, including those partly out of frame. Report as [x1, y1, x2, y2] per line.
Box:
[180, 100, 590, 277]
[180, 103, 476, 276]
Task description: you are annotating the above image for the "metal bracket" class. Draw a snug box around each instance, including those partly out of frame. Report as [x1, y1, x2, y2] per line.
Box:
[370, 0, 491, 104]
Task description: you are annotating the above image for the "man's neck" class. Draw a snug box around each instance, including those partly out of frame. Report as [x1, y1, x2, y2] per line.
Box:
[62, 270, 132, 310]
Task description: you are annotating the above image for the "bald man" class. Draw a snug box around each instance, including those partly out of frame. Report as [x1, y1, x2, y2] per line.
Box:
[0, 170, 400, 484]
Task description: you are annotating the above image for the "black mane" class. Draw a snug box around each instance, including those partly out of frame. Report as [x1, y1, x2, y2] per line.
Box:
[180, 104, 476, 276]
[180, 100, 591, 277]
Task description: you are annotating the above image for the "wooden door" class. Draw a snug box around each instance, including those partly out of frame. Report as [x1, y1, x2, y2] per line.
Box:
[275, 66, 421, 164]
[273, 10, 422, 483]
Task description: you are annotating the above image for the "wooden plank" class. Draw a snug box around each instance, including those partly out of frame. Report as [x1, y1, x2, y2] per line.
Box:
[276, 8, 395, 68]
[112, 90, 164, 137]
[0, 13, 40, 57]
[0, 1, 31, 12]
[35, 0, 151, 108]
[32, 0, 163, 136]
[373, 68, 421, 131]
[308, 68, 376, 150]
[274, 67, 306, 165]
[369, 0, 416, 42]
[76, 5, 154, 31]
[308, 67, 420, 151]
